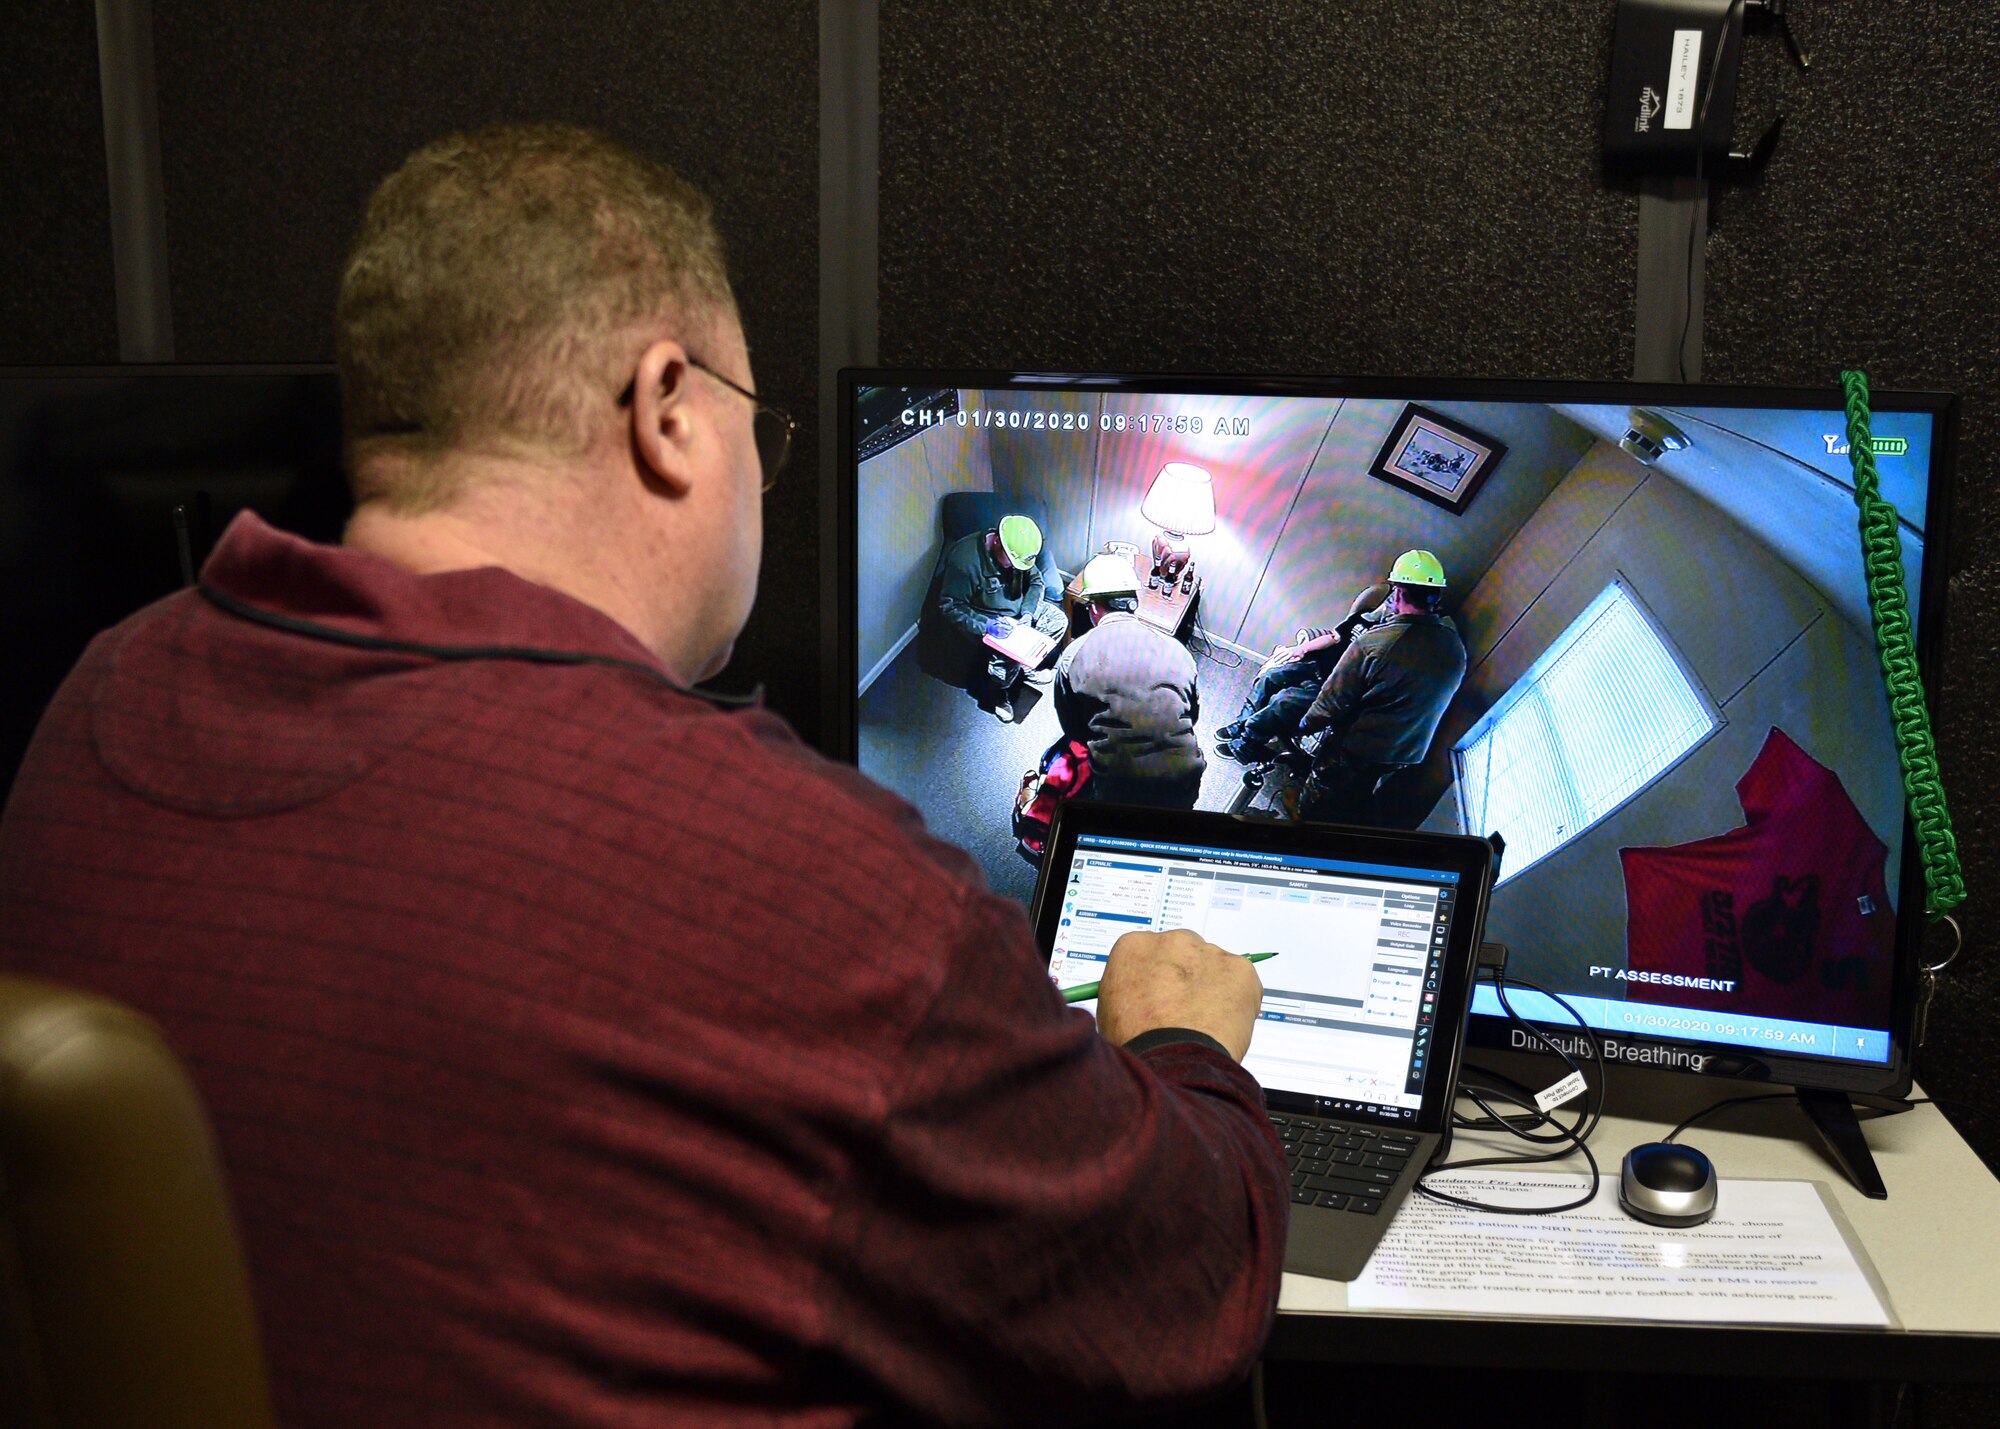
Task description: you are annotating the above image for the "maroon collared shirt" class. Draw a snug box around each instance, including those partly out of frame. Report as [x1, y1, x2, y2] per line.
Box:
[0, 513, 1287, 1428]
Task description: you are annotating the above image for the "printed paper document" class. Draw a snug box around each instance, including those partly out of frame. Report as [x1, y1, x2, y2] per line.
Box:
[1348, 1172, 1889, 1326]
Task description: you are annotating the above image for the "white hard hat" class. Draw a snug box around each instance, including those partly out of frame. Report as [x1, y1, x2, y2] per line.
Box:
[1079, 552, 1140, 601]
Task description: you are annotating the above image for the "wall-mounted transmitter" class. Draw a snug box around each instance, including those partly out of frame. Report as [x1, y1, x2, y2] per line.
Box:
[1604, 0, 1743, 176]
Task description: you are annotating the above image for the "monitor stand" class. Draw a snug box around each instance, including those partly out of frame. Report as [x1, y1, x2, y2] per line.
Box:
[1796, 1088, 1888, 1199]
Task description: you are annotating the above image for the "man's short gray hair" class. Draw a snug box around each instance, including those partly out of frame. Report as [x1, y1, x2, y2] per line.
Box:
[335, 123, 737, 510]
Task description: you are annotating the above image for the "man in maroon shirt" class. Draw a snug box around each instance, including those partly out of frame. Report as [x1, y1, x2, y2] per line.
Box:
[0, 125, 1287, 1426]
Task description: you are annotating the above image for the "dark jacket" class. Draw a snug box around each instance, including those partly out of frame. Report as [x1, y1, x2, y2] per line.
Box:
[1055, 612, 1206, 786]
[933, 529, 1047, 643]
[1303, 610, 1467, 767]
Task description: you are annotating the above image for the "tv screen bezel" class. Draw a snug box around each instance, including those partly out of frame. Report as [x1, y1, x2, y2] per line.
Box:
[834, 367, 1959, 1100]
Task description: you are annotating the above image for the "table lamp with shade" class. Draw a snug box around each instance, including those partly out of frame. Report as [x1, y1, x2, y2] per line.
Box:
[1141, 462, 1216, 589]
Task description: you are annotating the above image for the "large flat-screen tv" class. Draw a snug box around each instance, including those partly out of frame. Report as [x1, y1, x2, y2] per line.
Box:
[836, 370, 1956, 1102]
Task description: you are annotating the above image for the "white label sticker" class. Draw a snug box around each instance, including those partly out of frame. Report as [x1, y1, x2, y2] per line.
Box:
[1664, 29, 1702, 130]
[1534, 1070, 1589, 1114]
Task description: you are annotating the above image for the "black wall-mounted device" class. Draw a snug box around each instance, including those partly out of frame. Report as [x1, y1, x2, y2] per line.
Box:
[1604, 0, 1743, 176]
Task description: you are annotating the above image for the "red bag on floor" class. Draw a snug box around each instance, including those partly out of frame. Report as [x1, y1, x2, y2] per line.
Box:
[1014, 738, 1093, 866]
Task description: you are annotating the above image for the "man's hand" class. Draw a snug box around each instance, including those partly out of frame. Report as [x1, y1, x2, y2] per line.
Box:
[1273, 631, 1338, 666]
[1095, 930, 1265, 1061]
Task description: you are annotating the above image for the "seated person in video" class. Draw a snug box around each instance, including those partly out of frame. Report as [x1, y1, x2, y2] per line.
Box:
[1296, 550, 1467, 825]
[1215, 579, 1392, 762]
[933, 513, 1070, 721]
[1054, 553, 1207, 809]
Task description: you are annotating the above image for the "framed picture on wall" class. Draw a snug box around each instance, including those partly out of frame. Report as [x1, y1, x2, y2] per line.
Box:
[1368, 404, 1507, 514]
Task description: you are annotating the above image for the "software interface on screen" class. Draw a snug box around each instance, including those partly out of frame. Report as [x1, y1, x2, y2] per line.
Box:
[1050, 835, 1458, 1117]
[852, 382, 1941, 1071]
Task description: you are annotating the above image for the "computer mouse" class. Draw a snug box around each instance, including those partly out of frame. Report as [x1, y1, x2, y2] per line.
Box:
[1618, 1141, 1717, 1227]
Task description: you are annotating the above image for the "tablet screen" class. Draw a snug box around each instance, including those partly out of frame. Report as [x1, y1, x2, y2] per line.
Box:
[1046, 829, 1472, 1123]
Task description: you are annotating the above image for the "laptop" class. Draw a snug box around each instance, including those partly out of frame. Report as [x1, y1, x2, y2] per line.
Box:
[1029, 802, 1495, 1281]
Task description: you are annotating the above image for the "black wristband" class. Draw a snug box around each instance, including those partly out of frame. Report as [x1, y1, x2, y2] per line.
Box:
[1123, 1027, 1234, 1060]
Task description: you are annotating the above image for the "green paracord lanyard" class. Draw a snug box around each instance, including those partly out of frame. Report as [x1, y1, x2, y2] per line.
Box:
[1839, 369, 1965, 923]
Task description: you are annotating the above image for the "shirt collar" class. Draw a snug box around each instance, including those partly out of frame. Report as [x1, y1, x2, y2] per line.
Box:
[199, 511, 691, 686]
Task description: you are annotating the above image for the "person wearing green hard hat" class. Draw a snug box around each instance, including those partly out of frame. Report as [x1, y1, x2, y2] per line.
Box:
[1295, 548, 1467, 826]
[932, 511, 1070, 720]
[1214, 579, 1392, 764]
[1053, 551, 1206, 808]
[1217, 549, 1459, 769]
[1385, 548, 1447, 587]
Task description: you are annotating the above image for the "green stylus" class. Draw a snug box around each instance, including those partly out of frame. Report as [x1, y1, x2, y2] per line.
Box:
[1060, 950, 1278, 1003]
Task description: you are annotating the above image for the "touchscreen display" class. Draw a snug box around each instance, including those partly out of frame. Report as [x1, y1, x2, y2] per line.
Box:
[1050, 833, 1463, 1120]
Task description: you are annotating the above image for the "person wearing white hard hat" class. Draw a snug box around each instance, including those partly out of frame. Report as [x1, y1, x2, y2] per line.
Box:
[1053, 552, 1207, 808]
[1297, 549, 1467, 825]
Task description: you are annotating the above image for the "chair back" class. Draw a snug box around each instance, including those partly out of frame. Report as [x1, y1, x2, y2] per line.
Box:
[0, 973, 275, 1429]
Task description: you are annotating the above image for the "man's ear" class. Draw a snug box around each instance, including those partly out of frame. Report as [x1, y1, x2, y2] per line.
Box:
[628, 338, 695, 495]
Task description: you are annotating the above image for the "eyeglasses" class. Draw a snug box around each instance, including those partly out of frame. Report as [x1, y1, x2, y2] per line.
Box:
[688, 358, 794, 492]
[615, 358, 794, 493]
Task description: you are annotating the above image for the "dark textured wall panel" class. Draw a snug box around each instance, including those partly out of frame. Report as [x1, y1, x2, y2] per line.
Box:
[880, 0, 2000, 1178]
[148, 3, 821, 737]
[880, 1, 1633, 378]
[0, 4, 119, 363]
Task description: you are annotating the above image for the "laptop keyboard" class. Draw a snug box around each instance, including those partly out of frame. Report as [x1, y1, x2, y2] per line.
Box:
[1269, 1113, 1420, 1216]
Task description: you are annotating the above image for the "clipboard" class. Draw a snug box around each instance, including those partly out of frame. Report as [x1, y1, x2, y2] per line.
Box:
[983, 620, 1058, 667]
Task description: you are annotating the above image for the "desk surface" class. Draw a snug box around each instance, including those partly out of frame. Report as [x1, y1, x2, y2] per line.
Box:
[1270, 1064, 2000, 1379]
[1134, 568, 1197, 637]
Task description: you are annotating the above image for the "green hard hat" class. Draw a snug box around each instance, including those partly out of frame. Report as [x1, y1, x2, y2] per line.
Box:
[1388, 549, 1447, 588]
[1079, 552, 1140, 601]
[998, 514, 1043, 568]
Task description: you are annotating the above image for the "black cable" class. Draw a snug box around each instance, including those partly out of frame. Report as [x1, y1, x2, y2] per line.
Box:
[1662, 1092, 1797, 1145]
[1417, 1094, 1603, 1215]
[1677, 0, 1745, 383]
[1901, 1092, 1983, 1125]
[1662, 1090, 1928, 1146]
[1457, 1075, 1559, 1135]
[1675, 152, 1706, 382]
[1457, 1079, 1582, 1144]
[1455, 1030, 1592, 1142]
[1189, 623, 1244, 670]
[1497, 971, 1610, 1145]
[1414, 961, 1607, 1215]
